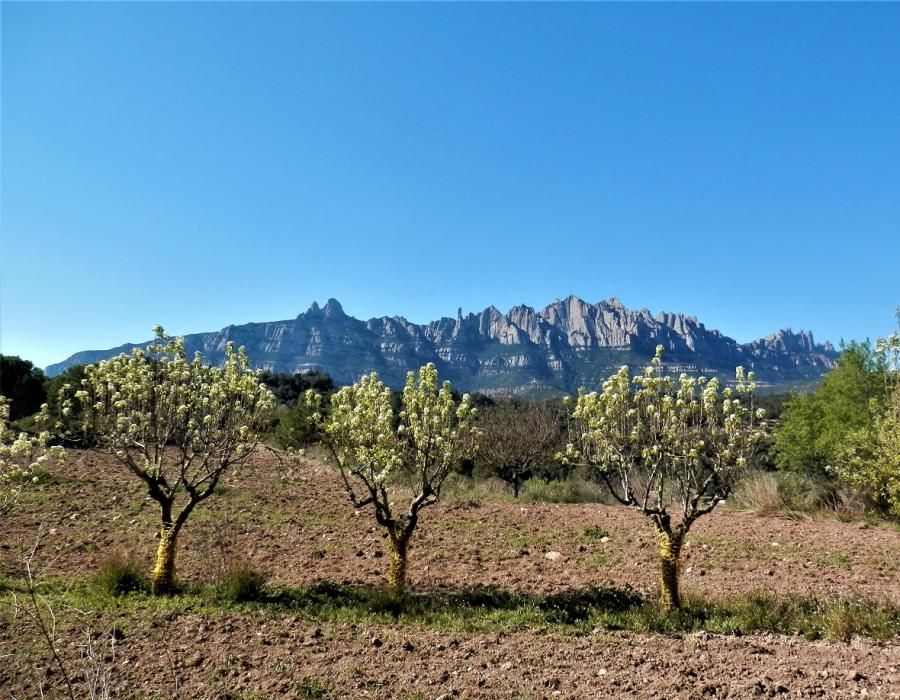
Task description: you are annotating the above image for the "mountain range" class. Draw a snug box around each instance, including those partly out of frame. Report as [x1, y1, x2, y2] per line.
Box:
[45, 296, 838, 396]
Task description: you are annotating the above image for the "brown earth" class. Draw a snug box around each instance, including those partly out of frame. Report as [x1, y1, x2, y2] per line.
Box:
[1, 449, 899, 698]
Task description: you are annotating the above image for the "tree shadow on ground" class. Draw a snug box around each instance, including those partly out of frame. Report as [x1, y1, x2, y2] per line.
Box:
[266, 580, 644, 624]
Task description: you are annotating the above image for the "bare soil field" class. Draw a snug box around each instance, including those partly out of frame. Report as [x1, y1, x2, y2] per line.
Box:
[2, 449, 899, 698]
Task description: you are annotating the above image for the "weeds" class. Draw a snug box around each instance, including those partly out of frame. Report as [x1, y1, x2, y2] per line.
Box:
[521, 476, 608, 504]
[728, 470, 881, 522]
[209, 561, 268, 603]
[582, 525, 611, 540]
[9, 576, 897, 642]
[95, 552, 147, 596]
[295, 676, 332, 698]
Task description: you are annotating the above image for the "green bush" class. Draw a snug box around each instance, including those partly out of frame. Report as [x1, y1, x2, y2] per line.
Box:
[773, 343, 886, 476]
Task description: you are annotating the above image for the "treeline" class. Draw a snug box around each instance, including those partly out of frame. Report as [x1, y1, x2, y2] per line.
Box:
[264, 369, 571, 493]
[4, 329, 898, 519]
[767, 338, 899, 516]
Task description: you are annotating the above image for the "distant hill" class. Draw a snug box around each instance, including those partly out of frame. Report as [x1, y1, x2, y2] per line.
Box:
[45, 296, 838, 396]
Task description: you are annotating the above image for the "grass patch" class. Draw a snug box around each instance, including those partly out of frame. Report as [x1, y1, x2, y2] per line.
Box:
[209, 562, 268, 603]
[817, 551, 853, 569]
[590, 591, 900, 642]
[581, 525, 611, 540]
[295, 676, 332, 698]
[3, 577, 897, 642]
[727, 470, 892, 524]
[521, 477, 608, 504]
[94, 552, 147, 596]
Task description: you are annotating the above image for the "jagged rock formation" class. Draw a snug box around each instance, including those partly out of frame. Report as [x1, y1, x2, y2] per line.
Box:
[45, 296, 838, 396]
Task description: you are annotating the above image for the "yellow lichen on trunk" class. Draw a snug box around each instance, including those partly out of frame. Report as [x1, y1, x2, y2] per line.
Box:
[151, 526, 178, 594]
[658, 531, 683, 611]
[387, 532, 409, 599]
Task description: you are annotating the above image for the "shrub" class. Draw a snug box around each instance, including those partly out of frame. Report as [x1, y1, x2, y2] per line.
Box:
[773, 343, 886, 476]
[729, 469, 873, 519]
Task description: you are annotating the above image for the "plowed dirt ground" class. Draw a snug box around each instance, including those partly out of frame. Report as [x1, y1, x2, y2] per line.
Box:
[1, 449, 898, 698]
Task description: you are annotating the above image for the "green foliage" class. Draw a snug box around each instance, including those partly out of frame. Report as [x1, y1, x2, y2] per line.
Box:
[838, 389, 900, 516]
[772, 313, 900, 519]
[752, 392, 792, 421]
[773, 343, 885, 475]
[0, 355, 47, 421]
[835, 317, 900, 516]
[259, 370, 335, 407]
[276, 391, 331, 449]
[521, 474, 608, 504]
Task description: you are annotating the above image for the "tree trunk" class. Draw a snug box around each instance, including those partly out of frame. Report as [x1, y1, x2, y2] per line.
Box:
[387, 531, 410, 599]
[151, 525, 179, 594]
[658, 531, 684, 611]
[512, 476, 521, 498]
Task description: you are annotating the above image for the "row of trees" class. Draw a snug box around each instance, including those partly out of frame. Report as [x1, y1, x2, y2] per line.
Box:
[305, 347, 764, 609]
[37, 330, 772, 609]
[4, 316, 896, 610]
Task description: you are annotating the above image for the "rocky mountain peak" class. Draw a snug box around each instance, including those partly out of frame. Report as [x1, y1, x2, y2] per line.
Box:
[323, 298, 345, 318]
[45, 296, 839, 395]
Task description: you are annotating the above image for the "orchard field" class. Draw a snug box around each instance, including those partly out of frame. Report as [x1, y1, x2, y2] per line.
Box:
[2, 448, 899, 699]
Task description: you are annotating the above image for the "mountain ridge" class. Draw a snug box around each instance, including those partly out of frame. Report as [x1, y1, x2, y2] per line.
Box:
[45, 296, 838, 396]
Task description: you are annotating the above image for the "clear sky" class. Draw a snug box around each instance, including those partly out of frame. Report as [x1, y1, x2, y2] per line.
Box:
[2, 2, 898, 369]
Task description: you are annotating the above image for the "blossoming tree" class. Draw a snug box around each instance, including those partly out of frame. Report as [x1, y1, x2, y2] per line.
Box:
[65, 327, 275, 593]
[1, 397, 65, 517]
[564, 346, 764, 610]
[307, 364, 477, 597]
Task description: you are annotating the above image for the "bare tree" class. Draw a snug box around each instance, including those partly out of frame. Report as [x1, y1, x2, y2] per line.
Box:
[477, 400, 563, 497]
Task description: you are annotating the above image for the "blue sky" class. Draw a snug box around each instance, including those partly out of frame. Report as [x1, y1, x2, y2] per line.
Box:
[2, 3, 898, 369]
